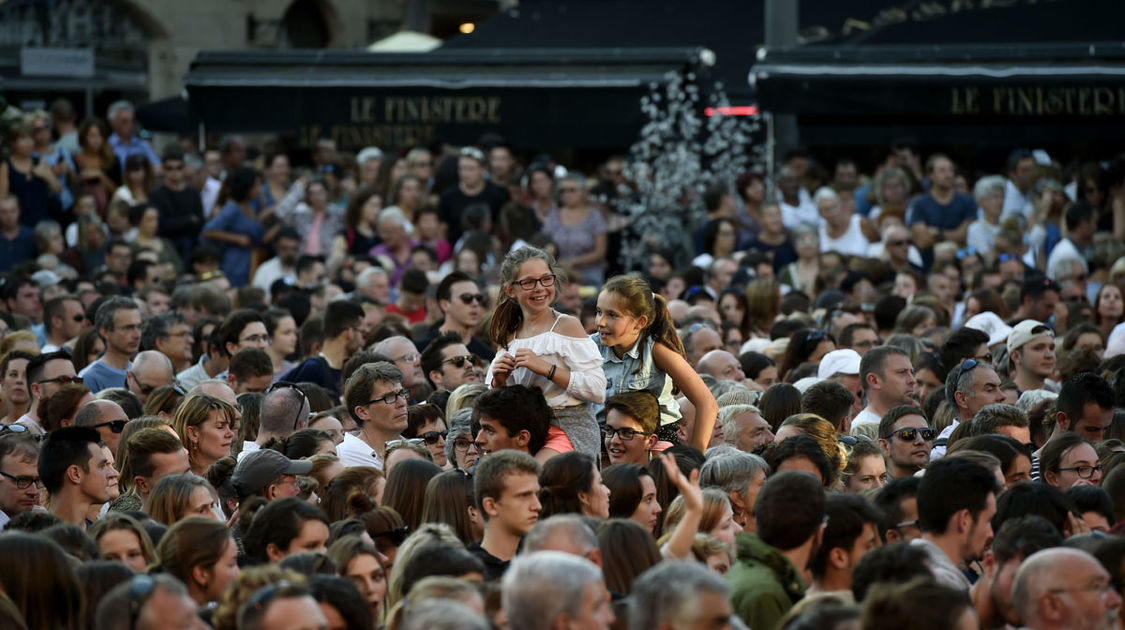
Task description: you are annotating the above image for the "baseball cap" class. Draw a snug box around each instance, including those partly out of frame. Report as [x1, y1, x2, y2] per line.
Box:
[30, 269, 61, 288]
[964, 312, 1014, 348]
[1007, 320, 1055, 354]
[818, 349, 861, 380]
[232, 449, 313, 498]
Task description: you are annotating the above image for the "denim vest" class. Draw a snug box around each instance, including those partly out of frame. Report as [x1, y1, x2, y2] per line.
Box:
[591, 333, 680, 427]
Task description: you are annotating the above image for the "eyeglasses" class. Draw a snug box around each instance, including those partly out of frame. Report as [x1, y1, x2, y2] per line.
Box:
[603, 426, 648, 442]
[371, 526, 410, 546]
[954, 358, 980, 382]
[894, 519, 919, 530]
[268, 381, 309, 430]
[365, 389, 410, 406]
[239, 334, 270, 345]
[513, 274, 556, 290]
[393, 353, 420, 364]
[90, 419, 127, 434]
[442, 355, 477, 369]
[128, 373, 159, 397]
[453, 438, 475, 450]
[1057, 464, 1102, 479]
[884, 427, 936, 442]
[386, 437, 424, 450]
[127, 573, 157, 629]
[1049, 582, 1116, 599]
[419, 430, 447, 445]
[0, 470, 41, 490]
[0, 424, 41, 442]
[458, 292, 488, 305]
[72, 314, 86, 323]
[36, 375, 83, 386]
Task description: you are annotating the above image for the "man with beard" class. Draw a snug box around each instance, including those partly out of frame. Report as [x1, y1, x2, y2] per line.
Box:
[720, 404, 775, 455]
[1008, 320, 1058, 394]
[912, 457, 1000, 591]
[416, 272, 495, 362]
[420, 332, 482, 393]
[852, 346, 917, 431]
[878, 406, 934, 480]
[1013, 547, 1122, 630]
[971, 515, 1062, 630]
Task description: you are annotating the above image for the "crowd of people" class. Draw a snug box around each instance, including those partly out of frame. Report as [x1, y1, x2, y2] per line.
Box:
[0, 96, 1124, 630]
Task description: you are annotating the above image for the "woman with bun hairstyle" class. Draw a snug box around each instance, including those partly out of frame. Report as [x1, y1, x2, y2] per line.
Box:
[592, 274, 717, 450]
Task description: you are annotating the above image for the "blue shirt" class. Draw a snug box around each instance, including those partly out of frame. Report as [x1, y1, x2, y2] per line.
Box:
[590, 333, 680, 428]
[202, 202, 264, 287]
[78, 359, 130, 393]
[108, 134, 159, 171]
[0, 226, 36, 272]
[908, 192, 978, 231]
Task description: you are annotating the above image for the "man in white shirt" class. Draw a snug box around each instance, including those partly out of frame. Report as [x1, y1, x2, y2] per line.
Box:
[0, 434, 39, 529]
[912, 458, 998, 592]
[776, 166, 819, 229]
[816, 187, 870, 257]
[1002, 149, 1036, 218]
[237, 382, 309, 461]
[40, 295, 85, 353]
[852, 346, 918, 429]
[252, 227, 301, 298]
[338, 362, 409, 470]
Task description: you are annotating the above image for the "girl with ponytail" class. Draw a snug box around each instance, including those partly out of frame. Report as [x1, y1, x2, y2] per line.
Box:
[592, 274, 718, 451]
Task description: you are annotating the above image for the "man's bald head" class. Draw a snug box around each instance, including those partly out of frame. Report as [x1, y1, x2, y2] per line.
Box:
[697, 350, 744, 382]
[129, 351, 174, 402]
[1013, 547, 1120, 629]
[259, 386, 309, 439]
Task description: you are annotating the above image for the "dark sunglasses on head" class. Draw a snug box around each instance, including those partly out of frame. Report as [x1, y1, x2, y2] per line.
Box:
[91, 419, 127, 434]
[0, 424, 41, 441]
[268, 381, 309, 430]
[372, 525, 410, 546]
[885, 427, 936, 442]
[458, 293, 488, 306]
[38, 375, 83, 386]
[419, 430, 447, 445]
[127, 574, 157, 629]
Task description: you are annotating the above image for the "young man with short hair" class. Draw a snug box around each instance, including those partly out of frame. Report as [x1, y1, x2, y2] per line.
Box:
[228, 348, 274, 395]
[416, 271, 495, 361]
[809, 494, 883, 595]
[1008, 319, 1058, 393]
[971, 515, 1063, 630]
[339, 362, 408, 470]
[79, 296, 141, 393]
[878, 405, 934, 479]
[604, 390, 660, 465]
[1051, 372, 1114, 443]
[474, 384, 568, 463]
[283, 299, 366, 397]
[38, 426, 115, 527]
[852, 346, 917, 430]
[41, 295, 85, 352]
[109, 427, 189, 513]
[420, 331, 481, 392]
[873, 476, 922, 544]
[19, 350, 77, 433]
[469, 449, 541, 581]
[913, 457, 1000, 591]
[729, 471, 827, 630]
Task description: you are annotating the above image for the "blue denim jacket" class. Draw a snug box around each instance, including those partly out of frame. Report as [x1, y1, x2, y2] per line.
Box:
[591, 333, 680, 427]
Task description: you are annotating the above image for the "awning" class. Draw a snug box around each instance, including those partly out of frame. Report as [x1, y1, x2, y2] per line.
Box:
[183, 47, 710, 149]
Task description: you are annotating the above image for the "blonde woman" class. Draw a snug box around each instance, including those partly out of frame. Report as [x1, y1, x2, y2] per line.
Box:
[171, 394, 237, 476]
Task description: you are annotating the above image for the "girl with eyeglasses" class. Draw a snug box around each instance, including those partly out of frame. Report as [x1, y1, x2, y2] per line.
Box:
[487, 246, 607, 459]
[591, 274, 717, 451]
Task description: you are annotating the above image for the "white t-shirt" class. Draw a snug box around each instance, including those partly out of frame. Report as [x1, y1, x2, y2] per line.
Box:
[852, 407, 881, 429]
[336, 432, 384, 470]
[236, 441, 260, 463]
[819, 215, 869, 257]
[1002, 179, 1033, 219]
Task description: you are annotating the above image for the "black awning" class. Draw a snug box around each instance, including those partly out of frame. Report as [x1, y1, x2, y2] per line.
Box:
[183, 47, 709, 149]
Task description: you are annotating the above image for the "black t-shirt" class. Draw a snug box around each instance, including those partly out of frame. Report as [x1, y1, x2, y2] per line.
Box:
[149, 185, 205, 240]
[438, 182, 510, 244]
[466, 541, 511, 582]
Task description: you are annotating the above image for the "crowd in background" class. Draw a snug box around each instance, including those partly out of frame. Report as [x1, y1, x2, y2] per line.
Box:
[0, 96, 1122, 630]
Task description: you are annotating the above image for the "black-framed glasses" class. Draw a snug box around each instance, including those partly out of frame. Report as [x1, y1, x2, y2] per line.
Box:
[371, 526, 410, 545]
[365, 389, 410, 406]
[884, 427, 936, 442]
[37, 375, 83, 386]
[127, 573, 156, 629]
[513, 274, 556, 290]
[1057, 464, 1102, 479]
[442, 355, 476, 369]
[128, 373, 159, 397]
[268, 381, 309, 430]
[90, 419, 127, 434]
[419, 430, 447, 445]
[0, 470, 41, 490]
[458, 292, 488, 305]
[603, 426, 647, 442]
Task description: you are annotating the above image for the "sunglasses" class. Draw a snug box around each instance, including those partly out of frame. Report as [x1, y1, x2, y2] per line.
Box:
[955, 358, 980, 382]
[268, 381, 309, 430]
[885, 427, 936, 442]
[458, 293, 488, 306]
[371, 525, 410, 546]
[91, 419, 127, 434]
[442, 355, 477, 369]
[37, 375, 83, 386]
[0, 424, 41, 442]
[127, 574, 157, 629]
[419, 430, 447, 445]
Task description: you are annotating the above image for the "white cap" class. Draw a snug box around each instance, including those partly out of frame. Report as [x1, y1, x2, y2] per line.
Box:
[817, 349, 861, 380]
[793, 376, 823, 394]
[740, 338, 770, 355]
[964, 312, 1014, 348]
